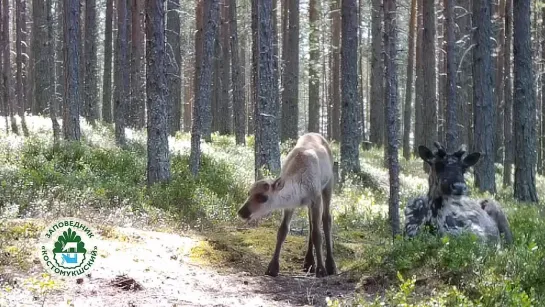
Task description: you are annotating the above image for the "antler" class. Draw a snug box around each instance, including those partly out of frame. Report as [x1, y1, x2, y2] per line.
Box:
[433, 141, 447, 158]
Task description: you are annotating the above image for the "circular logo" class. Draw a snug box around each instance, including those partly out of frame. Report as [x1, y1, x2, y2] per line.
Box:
[38, 217, 100, 279]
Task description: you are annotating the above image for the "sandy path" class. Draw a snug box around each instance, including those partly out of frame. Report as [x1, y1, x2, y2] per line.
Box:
[1, 227, 355, 307]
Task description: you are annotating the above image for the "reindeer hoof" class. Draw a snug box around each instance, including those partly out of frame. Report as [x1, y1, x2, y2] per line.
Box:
[326, 260, 337, 275]
[315, 266, 327, 278]
[265, 261, 280, 277]
[303, 261, 315, 273]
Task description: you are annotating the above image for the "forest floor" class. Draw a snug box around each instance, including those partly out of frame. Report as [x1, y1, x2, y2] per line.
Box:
[0, 219, 367, 307]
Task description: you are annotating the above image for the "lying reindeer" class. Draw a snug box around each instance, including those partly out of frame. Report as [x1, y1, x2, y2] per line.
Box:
[404, 142, 513, 245]
[237, 133, 337, 277]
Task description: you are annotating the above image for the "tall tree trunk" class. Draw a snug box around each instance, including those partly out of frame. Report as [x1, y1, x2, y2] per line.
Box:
[370, 0, 383, 146]
[16, 0, 29, 136]
[49, 0, 61, 142]
[331, 0, 341, 142]
[230, 0, 246, 144]
[458, 0, 473, 149]
[422, 0, 437, 170]
[218, 0, 231, 135]
[413, 0, 423, 153]
[513, 0, 537, 202]
[32, 0, 47, 114]
[167, 0, 182, 135]
[63, 0, 81, 141]
[281, 0, 299, 141]
[472, 0, 496, 193]
[444, 0, 457, 151]
[340, 0, 361, 176]
[102, 0, 113, 123]
[403, 0, 416, 159]
[194, 0, 204, 133]
[249, 0, 257, 135]
[131, 0, 145, 128]
[308, 0, 320, 133]
[145, 0, 171, 185]
[190, 0, 219, 176]
[83, 0, 99, 124]
[495, 0, 506, 163]
[3, 0, 17, 134]
[540, 6, 545, 175]
[503, 0, 513, 186]
[384, 0, 400, 236]
[115, 0, 129, 145]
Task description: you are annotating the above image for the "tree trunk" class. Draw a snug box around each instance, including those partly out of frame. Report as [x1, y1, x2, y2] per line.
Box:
[3, 0, 17, 134]
[49, 0, 61, 142]
[145, 0, 171, 185]
[83, 0, 99, 124]
[370, 0, 383, 146]
[340, 0, 361, 177]
[422, 0, 437, 171]
[308, 0, 320, 133]
[413, 0, 423, 153]
[280, 0, 299, 141]
[444, 0, 457, 152]
[130, 0, 145, 129]
[218, 0, 231, 135]
[32, 0, 47, 114]
[458, 0, 473, 149]
[255, 0, 281, 178]
[495, 0, 506, 164]
[541, 6, 545, 175]
[330, 0, 341, 142]
[102, 0, 113, 123]
[503, 0, 513, 186]
[384, 0, 400, 236]
[194, 0, 204, 132]
[513, 0, 537, 202]
[114, 0, 129, 145]
[167, 0, 182, 135]
[63, 0, 81, 141]
[190, 0, 219, 176]
[472, 0, 496, 194]
[403, 0, 416, 159]
[16, 0, 29, 136]
[230, 0, 246, 144]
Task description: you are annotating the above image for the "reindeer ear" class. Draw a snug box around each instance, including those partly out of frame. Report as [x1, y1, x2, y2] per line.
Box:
[272, 177, 285, 191]
[463, 152, 481, 167]
[418, 145, 434, 164]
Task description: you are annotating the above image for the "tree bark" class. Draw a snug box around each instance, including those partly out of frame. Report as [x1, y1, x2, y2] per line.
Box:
[114, 0, 129, 145]
[330, 0, 341, 141]
[384, 0, 400, 236]
[340, 0, 361, 176]
[503, 0, 513, 186]
[49, 0, 61, 142]
[218, 0, 231, 135]
[230, 0, 246, 144]
[32, 0, 47, 114]
[3, 0, 17, 134]
[403, 0, 416, 159]
[145, 0, 171, 185]
[472, 0, 496, 193]
[130, 0, 146, 128]
[421, 0, 437, 160]
[16, 0, 29, 136]
[413, 0, 423, 153]
[190, 0, 219, 176]
[167, 0, 182, 135]
[281, 0, 299, 141]
[255, 0, 281, 178]
[308, 0, 320, 133]
[83, 0, 99, 124]
[513, 0, 537, 202]
[102, 0, 114, 123]
[63, 0, 81, 141]
[370, 0, 383, 146]
[458, 0, 473, 149]
[444, 0, 457, 152]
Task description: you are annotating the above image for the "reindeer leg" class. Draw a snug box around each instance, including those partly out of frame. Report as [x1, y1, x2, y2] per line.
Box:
[265, 209, 295, 277]
[303, 208, 315, 273]
[322, 181, 337, 275]
[311, 195, 327, 277]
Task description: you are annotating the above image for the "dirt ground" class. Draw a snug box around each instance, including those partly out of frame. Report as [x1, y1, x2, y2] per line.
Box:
[1, 226, 360, 307]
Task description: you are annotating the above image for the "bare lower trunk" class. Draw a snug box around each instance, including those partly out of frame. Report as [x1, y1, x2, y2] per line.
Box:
[503, 0, 513, 186]
[403, 0, 416, 159]
[63, 0, 81, 141]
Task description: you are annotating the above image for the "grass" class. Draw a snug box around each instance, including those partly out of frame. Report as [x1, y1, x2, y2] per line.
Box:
[1, 115, 545, 306]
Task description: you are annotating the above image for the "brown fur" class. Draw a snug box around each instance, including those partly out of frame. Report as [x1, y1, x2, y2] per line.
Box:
[237, 133, 337, 278]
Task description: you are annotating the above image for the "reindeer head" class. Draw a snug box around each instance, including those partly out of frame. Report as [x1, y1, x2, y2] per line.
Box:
[237, 178, 285, 221]
[418, 142, 481, 199]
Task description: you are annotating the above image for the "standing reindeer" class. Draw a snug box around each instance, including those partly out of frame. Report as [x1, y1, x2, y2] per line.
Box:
[237, 133, 337, 277]
[404, 142, 513, 245]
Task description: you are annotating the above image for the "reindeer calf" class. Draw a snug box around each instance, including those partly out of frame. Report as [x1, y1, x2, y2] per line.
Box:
[404, 142, 513, 246]
[237, 133, 337, 277]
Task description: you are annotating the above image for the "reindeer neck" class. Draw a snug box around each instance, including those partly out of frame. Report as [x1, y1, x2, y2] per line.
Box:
[271, 178, 307, 209]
